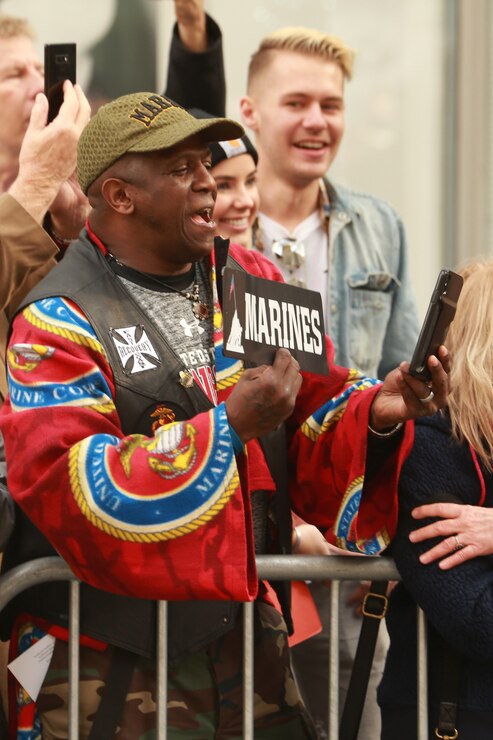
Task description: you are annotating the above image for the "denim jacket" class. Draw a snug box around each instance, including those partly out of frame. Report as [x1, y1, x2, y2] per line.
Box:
[324, 180, 419, 379]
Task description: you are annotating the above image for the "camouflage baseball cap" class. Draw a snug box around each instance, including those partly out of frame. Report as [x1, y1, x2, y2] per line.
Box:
[77, 92, 244, 194]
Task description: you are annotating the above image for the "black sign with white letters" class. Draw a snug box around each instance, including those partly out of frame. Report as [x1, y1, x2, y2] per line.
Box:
[222, 268, 328, 375]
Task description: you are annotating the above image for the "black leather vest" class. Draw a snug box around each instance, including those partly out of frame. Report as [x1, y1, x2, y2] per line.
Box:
[2, 234, 243, 661]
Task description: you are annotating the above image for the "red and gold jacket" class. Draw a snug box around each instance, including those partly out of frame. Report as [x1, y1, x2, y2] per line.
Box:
[0, 233, 412, 605]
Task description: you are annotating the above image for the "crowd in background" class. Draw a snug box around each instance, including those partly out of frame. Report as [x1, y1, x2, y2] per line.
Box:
[0, 2, 491, 739]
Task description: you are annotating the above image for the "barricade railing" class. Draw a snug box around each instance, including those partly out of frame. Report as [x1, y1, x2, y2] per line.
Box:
[0, 556, 428, 739]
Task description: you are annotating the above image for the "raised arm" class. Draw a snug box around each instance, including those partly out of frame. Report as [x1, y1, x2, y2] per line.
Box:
[164, 0, 226, 116]
[9, 81, 90, 230]
[1, 82, 90, 317]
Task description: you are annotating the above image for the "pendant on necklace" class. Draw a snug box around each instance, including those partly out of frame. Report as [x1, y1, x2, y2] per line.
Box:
[192, 301, 210, 321]
[188, 282, 209, 320]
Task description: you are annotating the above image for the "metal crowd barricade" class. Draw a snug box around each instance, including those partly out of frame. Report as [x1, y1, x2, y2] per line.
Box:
[0, 555, 429, 739]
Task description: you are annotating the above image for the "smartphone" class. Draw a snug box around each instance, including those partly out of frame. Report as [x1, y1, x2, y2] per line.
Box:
[44, 43, 76, 122]
[409, 269, 463, 380]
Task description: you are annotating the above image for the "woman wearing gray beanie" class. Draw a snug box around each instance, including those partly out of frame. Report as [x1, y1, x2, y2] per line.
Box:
[189, 107, 259, 247]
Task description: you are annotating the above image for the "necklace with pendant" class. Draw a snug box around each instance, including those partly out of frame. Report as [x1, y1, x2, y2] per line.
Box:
[182, 281, 210, 321]
[107, 254, 210, 320]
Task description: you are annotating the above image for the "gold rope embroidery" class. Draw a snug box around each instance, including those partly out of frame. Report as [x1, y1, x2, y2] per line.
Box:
[69, 443, 239, 543]
[24, 305, 107, 357]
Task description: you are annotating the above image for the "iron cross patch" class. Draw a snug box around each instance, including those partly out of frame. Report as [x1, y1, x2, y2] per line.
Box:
[110, 325, 161, 374]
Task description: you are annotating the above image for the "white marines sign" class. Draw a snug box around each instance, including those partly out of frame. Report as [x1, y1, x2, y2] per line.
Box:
[222, 268, 328, 375]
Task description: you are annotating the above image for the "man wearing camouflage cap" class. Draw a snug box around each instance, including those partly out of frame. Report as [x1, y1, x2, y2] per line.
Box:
[0, 92, 448, 737]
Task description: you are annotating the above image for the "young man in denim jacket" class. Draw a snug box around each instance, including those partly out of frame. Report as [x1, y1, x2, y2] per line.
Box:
[239, 26, 420, 740]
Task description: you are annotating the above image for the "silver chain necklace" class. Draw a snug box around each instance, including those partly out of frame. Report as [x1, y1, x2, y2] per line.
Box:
[107, 253, 210, 321]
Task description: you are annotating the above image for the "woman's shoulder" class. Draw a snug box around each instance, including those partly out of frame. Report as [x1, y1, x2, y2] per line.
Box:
[400, 412, 483, 506]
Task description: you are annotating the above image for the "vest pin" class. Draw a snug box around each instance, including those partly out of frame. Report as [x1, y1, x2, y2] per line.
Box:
[179, 370, 194, 388]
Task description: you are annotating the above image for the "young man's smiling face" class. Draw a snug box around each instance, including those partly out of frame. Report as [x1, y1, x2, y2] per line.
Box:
[242, 50, 346, 189]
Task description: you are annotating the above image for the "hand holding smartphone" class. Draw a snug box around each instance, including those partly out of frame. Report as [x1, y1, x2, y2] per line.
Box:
[409, 269, 463, 381]
[44, 43, 77, 122]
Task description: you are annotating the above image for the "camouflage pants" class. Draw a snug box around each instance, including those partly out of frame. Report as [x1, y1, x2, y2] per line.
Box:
[33, 602, 315, 739]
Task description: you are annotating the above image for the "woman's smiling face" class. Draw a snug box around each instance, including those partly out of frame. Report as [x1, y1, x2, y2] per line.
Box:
[211, 153, 259, 247]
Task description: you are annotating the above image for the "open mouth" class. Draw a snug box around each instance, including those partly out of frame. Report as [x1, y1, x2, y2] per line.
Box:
[191, 207, 215, 227]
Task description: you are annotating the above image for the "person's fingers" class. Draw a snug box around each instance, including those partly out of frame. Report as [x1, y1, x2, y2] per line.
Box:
[436, 546, 471, 570]
[417, 532, 462, 564]
[411, 502, 462, 521]
[397, 366, 428, 406]
[272, 347, 297, 372]
[26, 92, 49, 132]
[426, 352, 449, 407]
[285, 355, 302, 380]
[436, 345, 451, 375]
[409, 517, 456, 544]
[419, 539, 470, 568]
[241, 364, 269, 382]
[398, 371, 439, 415]
[73, 84, 92, 129]
[273, 348, 302, 383]
[265, 349, 302, 400]
[54, 80, 78, 123]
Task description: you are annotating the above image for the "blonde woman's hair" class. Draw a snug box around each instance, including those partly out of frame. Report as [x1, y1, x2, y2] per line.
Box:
[446, 259, 493, 471]
[0, 15, 36, 41]
[247, 27, 355, 91]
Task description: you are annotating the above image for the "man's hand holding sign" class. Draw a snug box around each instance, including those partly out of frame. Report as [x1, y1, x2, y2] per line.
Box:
[222, 267, 328, 374]
[225, 348, 303, 443]
[222, 269, 449, 443]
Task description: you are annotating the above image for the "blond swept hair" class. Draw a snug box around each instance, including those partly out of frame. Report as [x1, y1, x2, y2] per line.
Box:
[446, 259, 493, 471]
[0, 15, 36, 41]
[247, 27, 355, 90]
